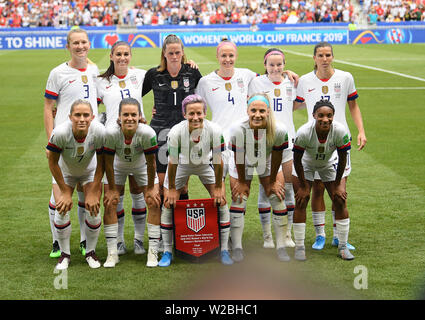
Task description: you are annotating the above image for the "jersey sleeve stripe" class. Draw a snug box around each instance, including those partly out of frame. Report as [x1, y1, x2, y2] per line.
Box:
[144, 145, 159, 154]
[295, 96, 305, 103]
[337, 142, 351, 151]
[45, 90, 58, 99]
[212, 143, 226, 153]
[347, 91, 358, 101]
[272, 141, 288, 151]
[103, 147, 115, 155]
[96, 148, 103, 154]
[46, 142, 62, 153]
[293, 145, 305, 153]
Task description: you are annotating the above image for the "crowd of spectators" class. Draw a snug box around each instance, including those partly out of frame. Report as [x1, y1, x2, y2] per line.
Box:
[0, 0, 424, 28]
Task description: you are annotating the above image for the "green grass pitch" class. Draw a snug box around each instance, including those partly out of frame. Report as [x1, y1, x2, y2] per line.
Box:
[0, 43, 425, 300]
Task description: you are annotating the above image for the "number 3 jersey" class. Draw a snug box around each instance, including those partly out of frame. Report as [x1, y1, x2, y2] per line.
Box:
[293, 120, 351, 169]
[195, 68, 257, 143]
[45, 62, 99, 127]
[295, 69, 358, 136]
[103, 124, 158, 170]
[248, 74, 296, 148]
[96, 68, 147, 128]
[46, 120, 105, 176]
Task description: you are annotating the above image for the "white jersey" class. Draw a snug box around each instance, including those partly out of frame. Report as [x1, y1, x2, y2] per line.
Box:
[248, 74, 296, 148]
[195, 68, 257, 143]
[96, 68, 146, 128]
[295, 69, 358, 136]
[104, 124, 158, 170]
[45, 62, 99, 126]
[46, 120, 105, 176]
[229, 119, 288, 167]
[293, 120, 351, 169]
[167, 119, 225, 165]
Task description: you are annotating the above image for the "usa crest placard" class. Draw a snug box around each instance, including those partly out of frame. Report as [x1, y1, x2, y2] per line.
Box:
[173, 198, 220, 262]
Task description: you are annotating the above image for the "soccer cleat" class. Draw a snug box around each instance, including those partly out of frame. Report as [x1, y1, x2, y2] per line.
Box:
[220, 250, 234, 265]
[117, 242, 127, 255]
[283, 232, 296, 248]
[294, 246, 307, 261]
[277, 247, 291, 262]
[332, 237, 356, 250]
[85, 251, 101, 269]
[158, 251, 172, 267]
[50, 241, 61, 258]
[146, 248, 159, 267]
[338, 245, 355, 260]
[55, 253, 71, 270]
[103, 253, 119, 268]
[312, 235, 326, 250]
[134, 239, 146, 255]
[232, 248, 244, 263]
[263, 233, 275, 249]
[79, 240, 86, 256]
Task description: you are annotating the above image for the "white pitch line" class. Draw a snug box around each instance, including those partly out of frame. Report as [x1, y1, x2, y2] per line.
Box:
[281, 48, 425, 83]
[357, 87, 425, 90]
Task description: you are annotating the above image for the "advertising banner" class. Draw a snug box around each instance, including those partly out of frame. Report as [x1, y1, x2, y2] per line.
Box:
[349, 27, 425, 45]
[173, 198, 220, 263]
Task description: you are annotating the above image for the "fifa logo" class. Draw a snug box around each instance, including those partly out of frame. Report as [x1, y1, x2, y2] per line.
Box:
[186, 207, 206, 233]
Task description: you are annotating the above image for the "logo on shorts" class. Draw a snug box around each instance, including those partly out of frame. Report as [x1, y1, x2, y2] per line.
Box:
[186, 207, 205, 233]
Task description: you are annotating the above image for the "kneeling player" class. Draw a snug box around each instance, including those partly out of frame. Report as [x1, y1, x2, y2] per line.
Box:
[47, 99, 105, 270]
[292, 100, 353, 261]
[103, 98, 161, 267]
[159, 94, 233, 267]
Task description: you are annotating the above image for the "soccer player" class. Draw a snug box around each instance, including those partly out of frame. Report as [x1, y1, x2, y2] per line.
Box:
[292, 99, 354, 261]
[47, 100, 105, 270]
[228, 93, 290, 263]
[142, 34, 202, 204]
[248, 48, 296, 249]
[97, 41, 148, 256]
[103, 98, 161, 268]
[158, 94, 233, 267]
[294, 42, 366, 250]
[44, 27, 99, 258]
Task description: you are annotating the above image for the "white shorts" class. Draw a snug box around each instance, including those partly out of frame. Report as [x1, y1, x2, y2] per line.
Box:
[229, 156, 282, 180]
[222, 149, 232, 179]
[292, 160, 349, 183]
[163, 163, 216, 190]
[52, 172, 94, 188]
[104, 166, 159, 187]
[312, 150, 351, 180]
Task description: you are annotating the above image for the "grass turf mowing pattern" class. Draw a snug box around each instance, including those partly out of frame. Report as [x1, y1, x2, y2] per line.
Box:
[0, 44, 424, 300]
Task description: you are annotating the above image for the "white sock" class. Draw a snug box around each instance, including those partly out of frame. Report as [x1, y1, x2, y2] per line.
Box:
[219, 205, 231, 251]
[104, 223, 118, 255]
[258, 184, 272, 237]
[77, 191, 86, 243]
[332, 210, 337, 238]
[335, 218, 350, 248]
[229, 197, 247, 250]
[54, 211, 71, 255]
[147, 223, 160, 251]
[284, 183, 295, 236]
[293, 223, 306, 247]
[84, 212, 101, 253]
[116, 195, 125, 243]
[131, 192, 147, 242]
[160, 207, 174, 253]
[312, 211, 326, 237]
[49, 191, 57, 243]
[268, 194, 288, 249]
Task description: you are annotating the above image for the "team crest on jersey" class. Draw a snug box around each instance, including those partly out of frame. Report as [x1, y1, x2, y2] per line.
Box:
[81, 75, 88, 84]
[274, 88, 281, 97]
[124, 147, 131, 155]
[77, 146, 84, 155]
[186, 206, 205, 233]
[119, 81, 126, 88]
[225, 83, 232, 91]
[322, 86, 328, 94]
[183, 77, 190, 88]
[318, 146, 325, 153]
[171, 81, 178, 90]
[334, 83, 341, 93]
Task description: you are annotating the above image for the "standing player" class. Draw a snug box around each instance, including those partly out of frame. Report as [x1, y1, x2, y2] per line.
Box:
[103, 98, 161, 268]
[229, 93, 290, 263]
[97, 41, 148, 256]
[47, 100, 105, 270]
[44, 28, 99, 258]
[158, 94, 233, 267]
[294, 42, 366, 250]
[292, 100, 354, 261]
[248, 48, 296, 249]
[142, 34, 202, 205]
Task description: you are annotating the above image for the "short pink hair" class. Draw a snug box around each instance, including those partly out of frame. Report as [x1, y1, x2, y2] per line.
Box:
[181, 94, 207, 115]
